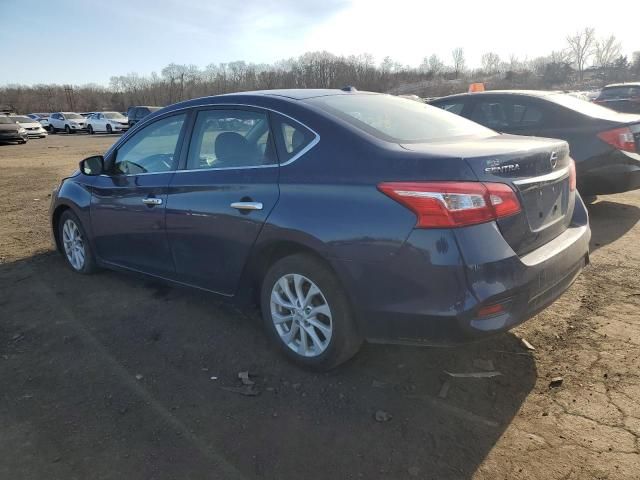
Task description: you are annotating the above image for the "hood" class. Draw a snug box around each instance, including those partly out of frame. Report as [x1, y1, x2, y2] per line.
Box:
[0, 124, 19, 132]
[18, 121, 42, 128]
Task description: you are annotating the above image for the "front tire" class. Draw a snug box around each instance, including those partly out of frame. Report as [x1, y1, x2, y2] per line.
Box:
[106, 124, 112, 134]
[88, 125, 94, 135]
[260, 254, 362, 371]
[58, 210, 97, 274]
[65, 125, 71, 134]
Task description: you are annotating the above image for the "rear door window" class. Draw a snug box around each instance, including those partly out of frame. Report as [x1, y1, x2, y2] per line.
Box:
[470, 98, 545, 132]
[185, 109, 276, 170]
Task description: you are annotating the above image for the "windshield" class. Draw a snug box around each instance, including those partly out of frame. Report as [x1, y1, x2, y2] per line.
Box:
[547, 93, 627, 121]
[13, 116, 33, 123]
[64, 113, 84, 119]
[104, 112, 126, 119]
[306, 94, 494, 142]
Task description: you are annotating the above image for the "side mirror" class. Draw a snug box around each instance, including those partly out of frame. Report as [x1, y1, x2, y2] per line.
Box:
[79, 155, 104, 176]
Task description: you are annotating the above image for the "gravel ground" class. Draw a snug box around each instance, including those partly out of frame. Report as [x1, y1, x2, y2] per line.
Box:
[1, 134, 639, 479]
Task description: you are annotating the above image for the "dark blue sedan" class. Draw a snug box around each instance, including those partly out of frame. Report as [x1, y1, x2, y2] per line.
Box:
[50, 89, 590, 370]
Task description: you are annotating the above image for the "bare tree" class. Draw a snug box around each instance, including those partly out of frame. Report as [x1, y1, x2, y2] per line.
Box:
[594, 34, 622, 68]
[481, 52, 501, 74]
[566, 27, 596, 81]
[452, 48, 465, 78]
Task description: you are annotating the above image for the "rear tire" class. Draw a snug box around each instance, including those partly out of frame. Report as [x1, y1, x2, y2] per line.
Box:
[260, 254, 362, 371]
[58, 210, 97, 274]
[49, 126, 56, 134]
[88, 125, 94, 135]
[583, 195, 597, 205]
[106, 124, 112, 134]
[65, 125, 71, 134]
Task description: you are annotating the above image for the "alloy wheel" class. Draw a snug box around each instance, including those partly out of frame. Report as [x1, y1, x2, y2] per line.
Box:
[270, 274, 333, 357]
[62, 219, 85, 270]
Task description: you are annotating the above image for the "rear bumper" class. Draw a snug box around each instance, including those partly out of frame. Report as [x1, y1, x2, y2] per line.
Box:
[578, 150, 640, 195]
[335, 195, 590, 345]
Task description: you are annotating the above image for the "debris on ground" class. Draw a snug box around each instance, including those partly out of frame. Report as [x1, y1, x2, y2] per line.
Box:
[438, 380, 451, 399]
[238, 371, 254, 385]
[221, 385, 260, 396]
[444, 371, 502, 378]
[472, 359, 495, 371]
[549, 376, 564, 388]
[408, 466, 421, 477]
[371, 380, 387, 388]
[134, 374, 143, 381]
[209, 376, 218, 380]
[374, 410, 392, 422]
[520, 338, 536, 351]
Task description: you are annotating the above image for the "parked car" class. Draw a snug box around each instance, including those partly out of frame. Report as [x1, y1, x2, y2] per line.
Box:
[86, 111, 129, 134]
[49, 112, 88, 134]
[11, 115, 48, 138]
[50, 90, 590, 370]
[430, 90, 640, 197]
[594, 83, 640, 113]
[27, 113, 51, 130]
[0, 115, 28, 144]
[127, 106, 161, 127]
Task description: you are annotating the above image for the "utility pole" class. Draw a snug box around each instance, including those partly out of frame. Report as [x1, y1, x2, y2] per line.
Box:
[64, 85, 75, 111]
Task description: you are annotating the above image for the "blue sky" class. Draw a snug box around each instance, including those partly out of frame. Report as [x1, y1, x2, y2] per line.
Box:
[1, 0, 638, 86]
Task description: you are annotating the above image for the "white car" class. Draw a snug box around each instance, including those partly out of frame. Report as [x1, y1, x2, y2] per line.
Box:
[11, 115, 47, 138]
[26, 113, 50, 130]
[86, 112, 129, 134]
[49, 112, 88, 134]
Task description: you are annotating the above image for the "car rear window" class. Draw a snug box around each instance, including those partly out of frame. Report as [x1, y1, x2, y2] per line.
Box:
[306, 94, 493, 143]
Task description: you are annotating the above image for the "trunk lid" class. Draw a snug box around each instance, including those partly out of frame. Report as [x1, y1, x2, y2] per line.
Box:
[401, 135, 575, 256]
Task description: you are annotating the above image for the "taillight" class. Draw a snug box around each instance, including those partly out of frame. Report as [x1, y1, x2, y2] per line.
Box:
[568, 159, 576, 192]
[597, 126, 636, 152]
[378, 181, 521, 228]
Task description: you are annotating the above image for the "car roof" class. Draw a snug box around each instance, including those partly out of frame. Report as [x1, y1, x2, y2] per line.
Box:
[161, 89, 381, 113]
[602, 82, 640, 89]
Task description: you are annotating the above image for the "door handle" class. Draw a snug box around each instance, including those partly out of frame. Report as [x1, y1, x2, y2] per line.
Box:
[142, 197, 163, 206]
[230, 201, 263, 211]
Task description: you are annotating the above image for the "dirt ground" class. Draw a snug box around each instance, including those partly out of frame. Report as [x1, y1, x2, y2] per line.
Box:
[1, 134, 639, 480]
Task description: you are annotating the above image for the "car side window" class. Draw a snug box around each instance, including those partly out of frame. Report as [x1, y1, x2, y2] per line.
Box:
[471, 99, 543, 130]
[470, 100, 508, 130]
[438, 102, 465, 115]
[113, 114, 186, 175]
[185, 109, 276, 170]
[510, 101, 543, 127]
[272, 113, 316, 162]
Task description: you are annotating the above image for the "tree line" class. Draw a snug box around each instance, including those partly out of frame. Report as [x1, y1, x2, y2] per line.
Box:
[2, 28, 639, 114]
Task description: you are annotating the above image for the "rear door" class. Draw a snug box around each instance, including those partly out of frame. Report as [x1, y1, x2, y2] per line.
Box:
[165, 106, 281, 294]
[90, 112, 188, 276]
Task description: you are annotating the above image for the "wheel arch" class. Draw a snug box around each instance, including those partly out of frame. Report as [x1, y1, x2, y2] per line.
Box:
[237, 238, 363, 332]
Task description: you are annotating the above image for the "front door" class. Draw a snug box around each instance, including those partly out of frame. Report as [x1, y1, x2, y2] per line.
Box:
[90, 112, 188, 276]
[165, 107, 281, 294]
